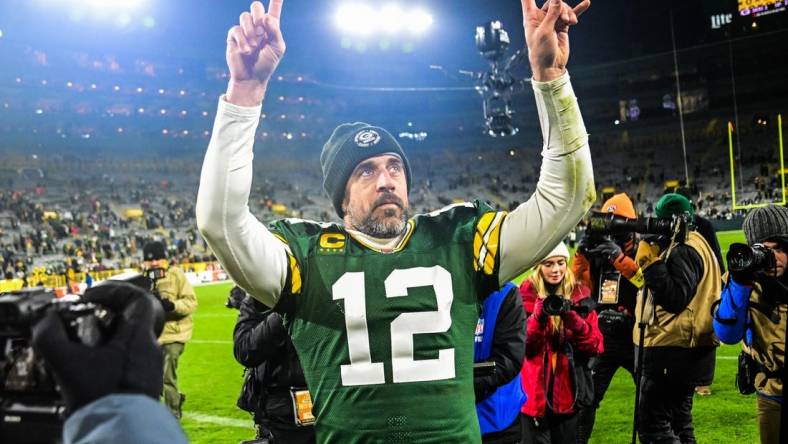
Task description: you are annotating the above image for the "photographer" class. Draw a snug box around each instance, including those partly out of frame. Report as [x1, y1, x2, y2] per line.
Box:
[31, 282, 187, 444]
[634, 194, 720, 444]
[713, 205, 786, 444]
[233, 289, 315, 444]
[143, 240, 197, 419]
[519, 242, 603, 443]
[573, 193, 643, 443]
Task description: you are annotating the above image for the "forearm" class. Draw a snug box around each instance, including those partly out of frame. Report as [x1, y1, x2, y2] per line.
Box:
[195, 97, 288, 307]
[713, 281, 751, 344]
[644, 247, 701, 313]
[499, 73, 594, 283]
[234, 322, 274, 366]
[525, 316, 548, 358]
[173, 280, 196, 316]
[570, 311, 604, 356]
[572, 253, 592, 289]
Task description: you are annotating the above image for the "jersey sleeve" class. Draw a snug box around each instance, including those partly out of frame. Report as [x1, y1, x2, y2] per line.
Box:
[267, 220, 305, 306]
[470, 201, 508, 295]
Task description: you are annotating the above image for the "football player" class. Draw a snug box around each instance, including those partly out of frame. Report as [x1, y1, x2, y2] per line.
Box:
[197, 1, 594, 442]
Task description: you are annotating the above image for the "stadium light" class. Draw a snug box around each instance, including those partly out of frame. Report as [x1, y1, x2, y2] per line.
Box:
[40, 0, 151, 28]
[335, 4, 377, 36]
[334, 3, 433, 36]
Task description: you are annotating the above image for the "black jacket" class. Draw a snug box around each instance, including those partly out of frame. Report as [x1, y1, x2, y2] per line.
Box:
[234, 294, 309, 433]
[695, 215, 724, 273]
[640, 240, 716, 385]
[473, 286, 526, 403]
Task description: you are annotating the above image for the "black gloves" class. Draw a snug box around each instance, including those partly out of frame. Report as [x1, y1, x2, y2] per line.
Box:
[730, 269, 756, 286]
[32, 282, 165, 415]
[587, 240, 623, 262]
[159, 297, 176, 312]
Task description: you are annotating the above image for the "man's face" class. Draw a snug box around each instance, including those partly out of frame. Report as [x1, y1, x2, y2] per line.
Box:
[343, 154, 409, 239]
[762, 241, 787, 277]
[144, 259, 168, 270]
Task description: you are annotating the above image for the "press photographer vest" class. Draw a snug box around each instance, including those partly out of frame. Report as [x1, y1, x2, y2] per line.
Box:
[743, 280, 786, 397]
[634, 231, 721, 348]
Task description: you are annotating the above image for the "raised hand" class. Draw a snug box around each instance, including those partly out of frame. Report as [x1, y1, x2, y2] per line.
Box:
[226, 0, 286, 106]
[521, 0, 590, 82]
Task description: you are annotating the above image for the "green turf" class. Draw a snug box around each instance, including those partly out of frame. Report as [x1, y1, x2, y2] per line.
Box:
[180, 230, 758, 443]
[179, 282, 255, 444]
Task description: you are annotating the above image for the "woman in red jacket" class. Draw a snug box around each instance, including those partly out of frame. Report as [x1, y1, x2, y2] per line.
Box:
[519, 242, 604, 444]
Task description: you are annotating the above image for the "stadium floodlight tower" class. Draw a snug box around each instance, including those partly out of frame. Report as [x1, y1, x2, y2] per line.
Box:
[474, 21, 528, 137]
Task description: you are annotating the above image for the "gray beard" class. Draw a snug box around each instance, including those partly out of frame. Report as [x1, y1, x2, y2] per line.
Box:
[349, 207, 410, 239]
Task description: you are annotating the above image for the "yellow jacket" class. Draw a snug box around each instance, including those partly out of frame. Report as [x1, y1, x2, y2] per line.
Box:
[155, 266, 197, 344]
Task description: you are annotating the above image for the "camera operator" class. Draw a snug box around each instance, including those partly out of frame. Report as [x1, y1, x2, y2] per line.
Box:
[633, 193, 720, 444]
[143, 240, 198, 419]
[674, 187, 724, 274]
[573, 194, 643, 443]
[713, 205, 787, 444]
[519, 242, 603, 443]
[233, 288, 315, 444]
[31, 282, 188, 444]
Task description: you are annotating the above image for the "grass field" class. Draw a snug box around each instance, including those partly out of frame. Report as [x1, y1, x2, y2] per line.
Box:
[179, 230, 757, 444]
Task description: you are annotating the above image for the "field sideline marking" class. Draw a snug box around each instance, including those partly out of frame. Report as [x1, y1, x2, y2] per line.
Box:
[183, 411, 252, 429]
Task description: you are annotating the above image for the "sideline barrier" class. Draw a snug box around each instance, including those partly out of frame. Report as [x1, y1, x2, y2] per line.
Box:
[0, 262, 230, 294]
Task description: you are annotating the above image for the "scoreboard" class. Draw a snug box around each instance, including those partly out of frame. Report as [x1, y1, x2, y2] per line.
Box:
[738, 0, 787, 17]
[705, 0, 787, 34]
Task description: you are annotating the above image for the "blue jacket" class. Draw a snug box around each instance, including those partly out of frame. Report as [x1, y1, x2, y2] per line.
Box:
[714, 276, 786, 400]
[474, 283, 527, 435]
[65, 394, 187, 444]
[713, 278, 752, 346]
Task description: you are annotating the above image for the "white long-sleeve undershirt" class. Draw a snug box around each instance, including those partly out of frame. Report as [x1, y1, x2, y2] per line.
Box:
[196, 72, 594, 307]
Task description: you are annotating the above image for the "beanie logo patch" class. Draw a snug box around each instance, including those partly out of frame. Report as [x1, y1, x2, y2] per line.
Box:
[607, 204, 617, 213]
[354, 129, 381, 148]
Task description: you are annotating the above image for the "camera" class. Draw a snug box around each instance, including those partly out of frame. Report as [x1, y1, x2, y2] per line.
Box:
[475, 21, 509, 62]
[727, 243, 776, 274]
[586, 213, 690, 244]
[473, 21, 527, 138]
[0, 274, 155, 443]
[542, 294, 590, 316]
[543, 294, 572, 316]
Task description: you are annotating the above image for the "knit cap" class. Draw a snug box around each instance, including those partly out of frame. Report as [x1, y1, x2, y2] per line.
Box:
[542, 241, 570, 261]
[143, 241, 167, 261]
[655, 193, 694, 220]
[320, 123, 412, 218]
[742, 205, 788, 245]
[601, 193, 637, 219]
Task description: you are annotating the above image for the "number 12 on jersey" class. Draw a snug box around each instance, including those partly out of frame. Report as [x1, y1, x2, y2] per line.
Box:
[332, 266, 455, 386]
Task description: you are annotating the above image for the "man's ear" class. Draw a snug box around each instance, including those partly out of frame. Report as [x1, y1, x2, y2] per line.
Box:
[341, 191, 350, 217]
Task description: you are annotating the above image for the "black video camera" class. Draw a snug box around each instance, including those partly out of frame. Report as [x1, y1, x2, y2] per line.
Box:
[586, 213, 690, 244]
[0, 274, 155, 443]
[543, 294, 589, 317]
[728, 243, 776, 274]
[475, 21, 510, 62]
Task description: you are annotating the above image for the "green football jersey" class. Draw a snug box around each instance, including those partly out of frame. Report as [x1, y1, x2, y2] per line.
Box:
[270, 200, 506, 444]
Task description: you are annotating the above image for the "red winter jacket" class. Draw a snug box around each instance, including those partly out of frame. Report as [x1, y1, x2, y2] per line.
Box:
[519, 280, 604, 417]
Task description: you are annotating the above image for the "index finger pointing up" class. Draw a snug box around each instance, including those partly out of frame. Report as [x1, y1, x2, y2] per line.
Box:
[268, 0, 284, 19]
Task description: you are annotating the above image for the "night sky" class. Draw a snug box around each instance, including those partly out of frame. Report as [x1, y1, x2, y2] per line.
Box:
[0, 0, 716, 73]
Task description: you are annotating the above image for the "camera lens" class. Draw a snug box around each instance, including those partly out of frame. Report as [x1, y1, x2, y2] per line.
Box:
[543, 294, 566, 316]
